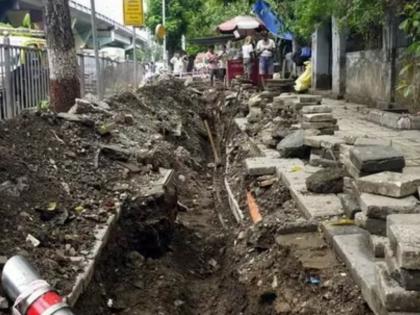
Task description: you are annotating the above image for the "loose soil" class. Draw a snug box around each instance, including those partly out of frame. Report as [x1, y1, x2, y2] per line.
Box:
[75, 81, 372, 315]
[1, 79, 373, 314]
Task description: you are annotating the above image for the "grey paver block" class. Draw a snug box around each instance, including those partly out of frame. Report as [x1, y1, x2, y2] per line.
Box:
[301, 105, 332, 114]
[320, 221, 366, 245]
[355, 212, 387, 236]
[302, 121, 337, 130]
[350, 146, 405, 173]
[385, 243, 420, 292]
[304, 135, 345, 149]
[356, 172, 420, 198]
[354, 137, 392, 147]
[333, 233, 378, 312]
[376, 262, 420, 312]
[388, 224, 420, 270]
[290, 187, 344, 219]
[234, 118, 248, 132]
[298, 94, 322, 104]
[359, 193, 420, 220]
[245, 157, 279, 176]
[302, 113, 335, 122]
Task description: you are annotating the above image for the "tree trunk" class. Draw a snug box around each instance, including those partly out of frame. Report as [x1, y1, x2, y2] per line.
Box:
[43, 0, 80, 112]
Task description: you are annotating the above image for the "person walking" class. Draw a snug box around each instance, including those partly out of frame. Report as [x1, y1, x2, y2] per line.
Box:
[242, 36, 255, 80]
[206, 45, 219, 86]
[256, 30, 276, 85]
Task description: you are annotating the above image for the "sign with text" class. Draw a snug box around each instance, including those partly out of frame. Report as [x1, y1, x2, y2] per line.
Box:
[123, 0, 144, 27]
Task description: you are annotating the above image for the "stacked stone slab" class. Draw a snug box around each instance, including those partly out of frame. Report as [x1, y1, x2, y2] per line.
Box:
[374, 214, 420, 313]
[346, 145, 405, 179]
[354, 171, 420, 248]
[304, 135, 344, 167]
[264, 79, 294, 94]
[300, 100, 338, 135]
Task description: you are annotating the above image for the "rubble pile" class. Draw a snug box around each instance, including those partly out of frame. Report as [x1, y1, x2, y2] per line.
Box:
[0, 78, 209, 308]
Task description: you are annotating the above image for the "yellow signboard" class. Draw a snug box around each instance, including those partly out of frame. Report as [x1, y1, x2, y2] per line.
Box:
[123, 0, 144, 27]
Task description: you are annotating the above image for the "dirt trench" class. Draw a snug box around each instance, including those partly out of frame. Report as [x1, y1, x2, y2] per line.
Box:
[74, 84, 372, 315]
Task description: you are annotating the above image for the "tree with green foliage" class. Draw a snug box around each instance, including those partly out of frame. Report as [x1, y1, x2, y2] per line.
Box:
[398, 2, 420, 103]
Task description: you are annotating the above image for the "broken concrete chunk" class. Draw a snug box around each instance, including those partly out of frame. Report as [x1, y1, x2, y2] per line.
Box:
[388, 224, 420, 270]
[276, 130, 310, 159]
[339, 193, 361, 219]
[247, 107, 263, 123]
[302, 113, 335, 122]
[301, 105, 332, 114]
[350, 146, 405, 173]
[100, 144, 131, 162]
[298, 94, 322, 104]
[359, 193, 419, 220]
[356, 172, 420, 198]
[376, 262, 420, 312]
[354, 212, 387, 236]
[306, 167, 344, 194]
[248, 94, 263, 108]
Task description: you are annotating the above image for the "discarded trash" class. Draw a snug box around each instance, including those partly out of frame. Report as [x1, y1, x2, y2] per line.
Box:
[306, 275, 321, 285]
[26, 234, 41, 247]
[291, 165, 303, 173]
[47, 202, 57, 212]
[246, 191, 263, 224]
[331, 219, 355, 226]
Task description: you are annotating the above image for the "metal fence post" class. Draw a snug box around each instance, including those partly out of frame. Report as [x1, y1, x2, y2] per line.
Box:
[78, 54, 86, 97]
[3, 34, 14, 118]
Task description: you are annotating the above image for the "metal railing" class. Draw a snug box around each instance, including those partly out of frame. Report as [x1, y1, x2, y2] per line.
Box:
[0, 37, 144, 120]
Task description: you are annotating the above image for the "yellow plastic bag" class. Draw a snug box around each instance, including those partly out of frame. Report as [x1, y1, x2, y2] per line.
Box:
[295, 62, 312, 92]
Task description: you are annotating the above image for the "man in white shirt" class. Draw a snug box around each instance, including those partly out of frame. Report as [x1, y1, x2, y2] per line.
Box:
[242, 36, 254, 80]
[256, 30, 276, 83]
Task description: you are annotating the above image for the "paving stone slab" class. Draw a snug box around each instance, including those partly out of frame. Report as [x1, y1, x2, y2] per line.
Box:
[301, 121, 337, 130]
[310, 152, 341, 168]
[376, 262, 420, 312]
[350, 146, 405, 173]
[298, 94, 322, 104]
[320, 221, 366, 245]
[333, 233, 380, 313]
[388, 224, 420, 270]
[356, 172, 420, 198]
[355, 212, 387, 236]
[359, 193, 420, 220]
[385, 243, 420, 291]
[302, 113, 335, 122]
[354, 137, 393, 147]
[387, 214, 420, 232]
[245, 157, 280, 176]
[290, 187, 344, 219]
[301, 105, 332, 114]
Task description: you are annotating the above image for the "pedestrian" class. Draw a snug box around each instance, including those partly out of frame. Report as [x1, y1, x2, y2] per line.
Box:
[205, 45, 219, 86]
[218, 45, 229, 87]
[242, 36, 254, 80]
[256, 30, 276, 84]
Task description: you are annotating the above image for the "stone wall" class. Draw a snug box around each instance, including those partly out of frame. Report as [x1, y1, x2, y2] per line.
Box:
[345, 49, 389, 107]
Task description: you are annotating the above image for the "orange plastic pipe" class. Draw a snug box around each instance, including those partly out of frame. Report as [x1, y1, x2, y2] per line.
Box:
[246, 191, 262, 224]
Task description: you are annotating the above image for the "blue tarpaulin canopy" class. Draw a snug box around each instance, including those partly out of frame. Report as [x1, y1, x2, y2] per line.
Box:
[253, 0, 293, 40]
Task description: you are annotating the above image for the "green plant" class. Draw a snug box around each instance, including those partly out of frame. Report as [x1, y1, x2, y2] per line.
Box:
[398, 2, 420, 102]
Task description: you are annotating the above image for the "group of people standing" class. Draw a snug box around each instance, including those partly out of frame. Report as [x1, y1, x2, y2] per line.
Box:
[170, 51, 189, 77]
[242, 30, 276, 82]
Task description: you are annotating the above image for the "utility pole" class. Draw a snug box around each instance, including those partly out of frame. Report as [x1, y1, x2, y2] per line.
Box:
[90, 0, 102, 99]
[133, 26, 137, 87]
[162, 0, 167, 66]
